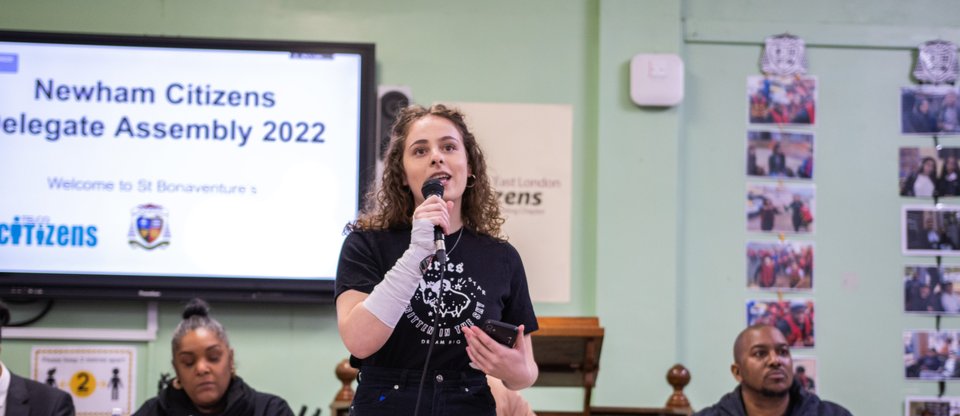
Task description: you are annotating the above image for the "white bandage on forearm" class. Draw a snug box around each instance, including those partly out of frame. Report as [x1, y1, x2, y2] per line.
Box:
[362, 219, 434, 328]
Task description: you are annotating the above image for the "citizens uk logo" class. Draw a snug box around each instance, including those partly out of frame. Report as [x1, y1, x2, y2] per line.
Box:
[128, 204, 171, 250]
[0, 215, 98, 247]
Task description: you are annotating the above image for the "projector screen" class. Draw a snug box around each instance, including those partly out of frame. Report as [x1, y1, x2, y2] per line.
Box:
[0, 31, 376, 302]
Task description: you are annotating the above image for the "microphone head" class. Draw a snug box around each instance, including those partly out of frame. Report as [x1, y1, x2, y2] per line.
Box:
[421, 178, 445, 200]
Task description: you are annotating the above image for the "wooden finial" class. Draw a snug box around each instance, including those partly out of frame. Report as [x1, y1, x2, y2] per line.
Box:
[334, 358, 358, 403]
[665, 364, 692, 411]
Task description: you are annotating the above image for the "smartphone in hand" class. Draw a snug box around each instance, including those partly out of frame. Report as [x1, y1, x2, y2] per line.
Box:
[481, 319, 519, 347]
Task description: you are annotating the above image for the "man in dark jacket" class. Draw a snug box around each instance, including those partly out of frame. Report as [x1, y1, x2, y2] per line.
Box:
[0, 301, 75, 416]
[694, 324, 851, 416]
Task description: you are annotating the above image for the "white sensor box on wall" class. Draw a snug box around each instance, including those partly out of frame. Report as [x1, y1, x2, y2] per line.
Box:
[629, 53, 684, 106]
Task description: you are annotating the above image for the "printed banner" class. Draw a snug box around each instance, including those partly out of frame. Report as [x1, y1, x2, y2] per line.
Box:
[449, 102, 572, 302]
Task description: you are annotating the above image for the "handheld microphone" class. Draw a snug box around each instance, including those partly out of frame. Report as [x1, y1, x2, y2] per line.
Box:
[415, 178, 450, 416]
[420, 178, 447, 263]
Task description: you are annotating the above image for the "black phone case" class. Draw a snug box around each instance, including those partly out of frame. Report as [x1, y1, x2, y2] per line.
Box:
[482, 319, 518, 347]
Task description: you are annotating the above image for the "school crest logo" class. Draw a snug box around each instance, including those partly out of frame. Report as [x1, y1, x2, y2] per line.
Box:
[913, 40, 958, 84]
[761, 34, 808, 76]
[128, 204, 170, 249]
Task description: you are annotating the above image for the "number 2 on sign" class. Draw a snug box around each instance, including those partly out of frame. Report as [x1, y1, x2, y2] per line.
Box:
[70, 370, 97, 397]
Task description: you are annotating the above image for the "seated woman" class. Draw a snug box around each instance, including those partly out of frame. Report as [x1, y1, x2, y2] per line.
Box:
[134, 299, 294, 416]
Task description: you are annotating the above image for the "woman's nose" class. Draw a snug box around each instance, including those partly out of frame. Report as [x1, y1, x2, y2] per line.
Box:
[430, 148, 444, 165]
[195, 360, 210, 374]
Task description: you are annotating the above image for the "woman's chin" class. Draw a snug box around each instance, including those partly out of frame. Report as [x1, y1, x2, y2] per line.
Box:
[191, 390, 224, 410]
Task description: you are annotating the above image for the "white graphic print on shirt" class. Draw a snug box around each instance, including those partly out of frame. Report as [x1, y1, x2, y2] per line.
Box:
[405, 255, 487, 345]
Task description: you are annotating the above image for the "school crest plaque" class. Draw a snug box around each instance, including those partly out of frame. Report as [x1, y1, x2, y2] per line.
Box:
[761, 34, 808, 76]
[913, 40, 958, 84]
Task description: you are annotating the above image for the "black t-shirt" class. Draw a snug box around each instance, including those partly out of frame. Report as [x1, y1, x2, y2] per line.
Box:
[336, 226, 538, 371]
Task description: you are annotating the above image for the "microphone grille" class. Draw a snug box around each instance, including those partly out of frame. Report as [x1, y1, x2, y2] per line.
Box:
[421, 178, 444, 199]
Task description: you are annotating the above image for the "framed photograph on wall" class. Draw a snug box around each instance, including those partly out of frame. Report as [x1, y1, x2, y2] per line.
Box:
[902, 205, 960, 256]
[904, 330, 960, 381]
[748, 75, 817, 126]
[905, 396, 960, 415]
[901, 85, 960, 135]
[747, 130, 814, 180]
[746, 299, 814, 348]
[746, 240, 814, 291]
[899, 147, 960, 198]
[793, 356, 817, 395]
[747, 183, 816, 234]
[904, 265, 960, 314]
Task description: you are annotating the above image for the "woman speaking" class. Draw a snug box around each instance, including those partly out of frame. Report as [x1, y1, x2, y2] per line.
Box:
[335, 104, 539, 415]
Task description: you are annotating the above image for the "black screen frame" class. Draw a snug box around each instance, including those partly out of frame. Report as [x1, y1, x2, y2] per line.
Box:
[0, 30, 377, 303]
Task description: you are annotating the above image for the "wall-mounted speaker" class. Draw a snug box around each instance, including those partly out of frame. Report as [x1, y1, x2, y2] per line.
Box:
[377, 86, 413, 161]
[375, 86, 412, 184]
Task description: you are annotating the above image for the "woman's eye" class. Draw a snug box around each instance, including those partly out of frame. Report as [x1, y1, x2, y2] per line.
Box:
[443, 144, 456, 152]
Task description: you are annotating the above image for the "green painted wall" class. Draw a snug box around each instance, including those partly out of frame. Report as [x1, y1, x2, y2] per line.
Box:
[2, 1, 960, 414]
[594, 0, 683, 409]
[680, 1, 960, 415]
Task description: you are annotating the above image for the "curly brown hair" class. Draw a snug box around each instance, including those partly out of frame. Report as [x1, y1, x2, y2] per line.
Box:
[348, 104, 505, 239]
